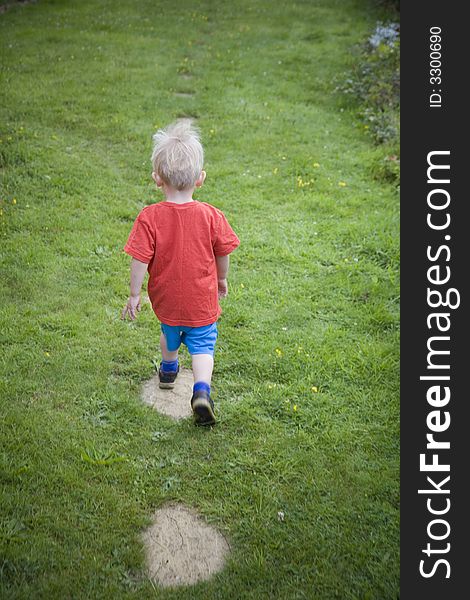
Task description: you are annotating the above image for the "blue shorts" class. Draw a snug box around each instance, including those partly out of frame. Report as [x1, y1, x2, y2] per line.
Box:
[160, 322, 218, 356]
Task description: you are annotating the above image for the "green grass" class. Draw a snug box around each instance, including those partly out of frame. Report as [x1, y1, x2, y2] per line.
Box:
[0, 0, 399, 598]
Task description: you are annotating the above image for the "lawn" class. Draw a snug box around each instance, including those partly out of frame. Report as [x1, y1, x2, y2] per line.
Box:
[0, 0, 399, 598]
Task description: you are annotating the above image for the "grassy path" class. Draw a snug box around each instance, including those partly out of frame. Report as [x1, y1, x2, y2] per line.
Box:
[1, 1, 399, 598]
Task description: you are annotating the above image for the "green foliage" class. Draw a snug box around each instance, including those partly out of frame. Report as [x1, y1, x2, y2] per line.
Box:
[339, 23, 399, 142]
[376, 0, 400, 11]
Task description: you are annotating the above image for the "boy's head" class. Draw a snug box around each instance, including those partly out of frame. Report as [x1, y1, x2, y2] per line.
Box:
[151, 119, 205, 191]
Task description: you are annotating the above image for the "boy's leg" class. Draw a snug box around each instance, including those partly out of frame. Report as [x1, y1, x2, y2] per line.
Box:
[184, 323, 218, 425]
[158, 325, 180, 389]
[186, 323, 217, 385]
[190, 353, 215, 425]
[160, 332, 179, 362]
[191, 353, 214, 385]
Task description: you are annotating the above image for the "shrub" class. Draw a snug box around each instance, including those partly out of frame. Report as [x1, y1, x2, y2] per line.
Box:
[339, 22, 400, 145]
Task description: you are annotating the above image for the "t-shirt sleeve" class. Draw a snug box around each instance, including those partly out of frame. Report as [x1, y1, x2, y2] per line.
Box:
[212, 210, 240, 256]
[123, 209, 155, 263]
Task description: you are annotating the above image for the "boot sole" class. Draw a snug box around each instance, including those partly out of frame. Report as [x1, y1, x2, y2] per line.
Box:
[158, 381, 176, 389]
[192, 397, 216, 426]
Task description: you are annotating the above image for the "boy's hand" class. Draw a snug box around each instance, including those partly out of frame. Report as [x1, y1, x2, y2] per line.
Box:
[121, 294, 141, 320]
[218, 278, 228, 299]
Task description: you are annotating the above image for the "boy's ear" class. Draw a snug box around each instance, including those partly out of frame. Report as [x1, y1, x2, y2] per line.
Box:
[195, 170, 206, 188]
[152, 171, 164, 187]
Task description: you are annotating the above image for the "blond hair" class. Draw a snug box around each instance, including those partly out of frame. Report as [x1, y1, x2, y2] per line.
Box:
[151, 119, 204, 190]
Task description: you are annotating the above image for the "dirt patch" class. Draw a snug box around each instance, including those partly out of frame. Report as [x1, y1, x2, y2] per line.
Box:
[141, 369, 193, 419]
[142, 503, 230, 587]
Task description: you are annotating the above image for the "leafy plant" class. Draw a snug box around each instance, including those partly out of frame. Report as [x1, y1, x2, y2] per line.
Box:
[81, 447, 126, 466]
[339, 22, 400, 145]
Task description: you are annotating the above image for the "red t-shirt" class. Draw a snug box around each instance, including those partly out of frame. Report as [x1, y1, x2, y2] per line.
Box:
[124, 200, 240, 326]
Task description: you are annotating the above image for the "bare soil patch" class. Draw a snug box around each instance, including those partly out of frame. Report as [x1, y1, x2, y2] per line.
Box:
[141, 369, 193, 419]
[141, 503, 230, 587]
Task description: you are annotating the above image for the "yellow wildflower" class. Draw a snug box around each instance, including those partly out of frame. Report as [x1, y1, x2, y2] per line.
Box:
[311, 386, 318, 393]
[339, 181, 347, 187]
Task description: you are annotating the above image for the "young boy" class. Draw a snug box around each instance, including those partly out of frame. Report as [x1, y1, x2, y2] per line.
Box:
[121, 119, 239, 425]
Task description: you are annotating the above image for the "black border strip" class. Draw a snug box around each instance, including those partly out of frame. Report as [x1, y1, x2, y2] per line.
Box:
[401, 2, 467, 597]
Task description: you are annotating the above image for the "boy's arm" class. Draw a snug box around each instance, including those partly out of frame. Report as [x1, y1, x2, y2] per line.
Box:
[121, 258, 148, 320]
[216, 255, 230, 298]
